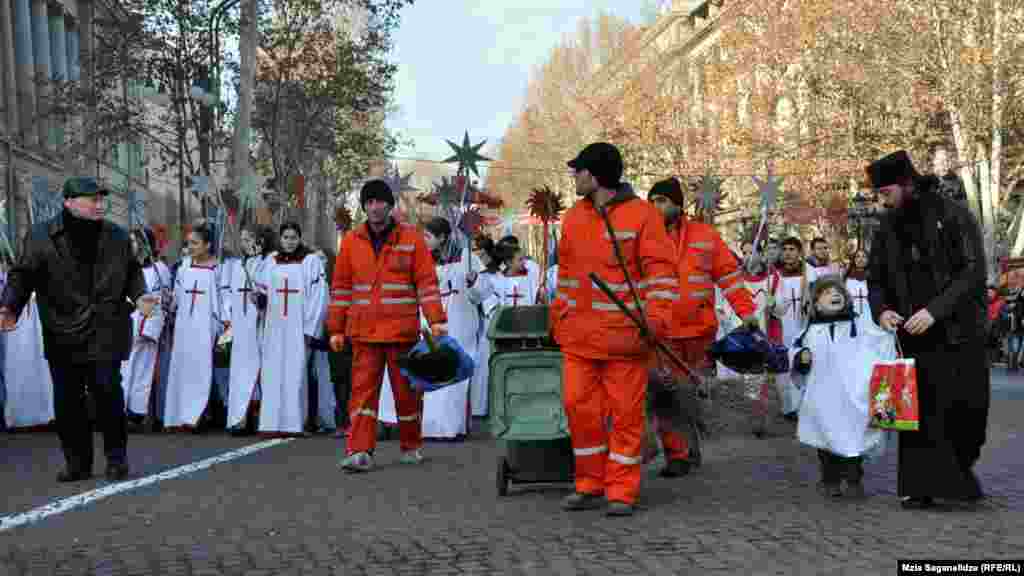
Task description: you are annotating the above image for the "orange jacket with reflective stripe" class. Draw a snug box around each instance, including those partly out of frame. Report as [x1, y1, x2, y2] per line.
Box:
[665, 219, 756, 339]
[327, 221, 445, 343]
[550, 190, 678, 360]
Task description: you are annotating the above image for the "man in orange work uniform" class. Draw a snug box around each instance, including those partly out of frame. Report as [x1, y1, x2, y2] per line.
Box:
[646, 177, 759, 478]
[551, 143, 679, 516]
[327, 179, 447, 473]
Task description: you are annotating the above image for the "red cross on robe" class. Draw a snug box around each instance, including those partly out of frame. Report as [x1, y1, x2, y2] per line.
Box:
[237, 284, 255, 315]
[507, 284, 523, 307]
[853, 289, 869, 315]
[276, 277, 300, 318]
[185, 280, 206, 317]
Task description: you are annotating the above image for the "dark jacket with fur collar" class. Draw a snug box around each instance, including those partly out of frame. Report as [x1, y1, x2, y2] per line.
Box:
[867, 176, 987, 345]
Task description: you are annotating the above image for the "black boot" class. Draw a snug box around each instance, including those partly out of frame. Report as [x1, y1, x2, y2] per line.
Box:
[843, 457, 866, 498]
[659, 459, 691, 478]
[57, 457, 93, 483]
[817, 450, 842, 497]
[901, 496, 935, 509]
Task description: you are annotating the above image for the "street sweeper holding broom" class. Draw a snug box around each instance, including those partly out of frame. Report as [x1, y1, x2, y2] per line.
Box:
[550, 142, 679, 517]
[646, 176, 760, 478]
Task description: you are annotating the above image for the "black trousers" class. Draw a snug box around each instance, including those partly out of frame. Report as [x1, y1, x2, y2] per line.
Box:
[817, 449, 863, 484]
[49, 359, 127, 472]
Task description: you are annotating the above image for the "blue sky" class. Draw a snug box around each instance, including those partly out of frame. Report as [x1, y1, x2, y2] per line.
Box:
[385, 1, 650, 176]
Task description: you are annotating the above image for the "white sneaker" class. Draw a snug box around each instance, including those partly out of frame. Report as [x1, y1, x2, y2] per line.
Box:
[340, 451, 374, 473]
[399, 449, 425, 465]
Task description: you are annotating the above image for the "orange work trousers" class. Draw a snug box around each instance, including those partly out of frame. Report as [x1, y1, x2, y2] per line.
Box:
[653, 335, 714, 463]
[346, 341, 423, 455]
[563, 352, 647, 504]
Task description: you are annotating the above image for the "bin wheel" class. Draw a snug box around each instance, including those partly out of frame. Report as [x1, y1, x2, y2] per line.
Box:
[497, 457, 509, 497]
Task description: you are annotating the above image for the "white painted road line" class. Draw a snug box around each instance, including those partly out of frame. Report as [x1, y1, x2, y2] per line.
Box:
[0, 438, 294, 533]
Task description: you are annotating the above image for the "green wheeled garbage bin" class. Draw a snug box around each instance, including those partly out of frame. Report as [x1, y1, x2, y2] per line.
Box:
[487, 305, 574, 496]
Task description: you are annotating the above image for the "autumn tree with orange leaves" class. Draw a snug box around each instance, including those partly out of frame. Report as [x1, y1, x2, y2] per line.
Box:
[487, 13, 639, 225]
[705, 0, 1024, 275]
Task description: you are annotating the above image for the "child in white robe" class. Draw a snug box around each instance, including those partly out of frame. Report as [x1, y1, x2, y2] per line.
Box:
[771, 237, 813, 418]
[121, 229, 172, 427]
[226, 225, 274, 433]
[164, 222, 225, 430]
[256, 223, 326, 435]
[790, 275, 896, 498]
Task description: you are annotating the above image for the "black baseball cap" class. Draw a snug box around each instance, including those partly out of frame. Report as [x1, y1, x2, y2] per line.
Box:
[568, 142, 623, 189]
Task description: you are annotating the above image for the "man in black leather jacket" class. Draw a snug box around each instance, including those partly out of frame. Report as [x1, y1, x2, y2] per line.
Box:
[0, 177, 151, 483]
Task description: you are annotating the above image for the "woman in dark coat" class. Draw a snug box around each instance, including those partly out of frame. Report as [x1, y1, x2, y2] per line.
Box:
[866, 150, 990, 509]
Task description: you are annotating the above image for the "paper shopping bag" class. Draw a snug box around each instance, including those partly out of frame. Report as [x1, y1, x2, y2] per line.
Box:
[868, 358, 919, 431]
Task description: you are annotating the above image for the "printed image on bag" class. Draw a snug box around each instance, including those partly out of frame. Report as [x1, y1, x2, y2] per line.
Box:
[868, 358, 919, 431]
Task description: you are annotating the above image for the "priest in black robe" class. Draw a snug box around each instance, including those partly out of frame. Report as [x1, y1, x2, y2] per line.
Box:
[866, 150, 989, 510]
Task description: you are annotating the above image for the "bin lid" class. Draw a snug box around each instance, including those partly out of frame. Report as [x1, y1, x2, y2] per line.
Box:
[487, 305, 550, 340]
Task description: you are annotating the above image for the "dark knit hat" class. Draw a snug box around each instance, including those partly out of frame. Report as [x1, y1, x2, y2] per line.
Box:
[567, 142, 623, 189]
[424, 216, 452, 239]
[360, 179, 395, 207]
[495, 235, 520, 262]
[648, 177, 685, 206]
[866, 150, 921, 189]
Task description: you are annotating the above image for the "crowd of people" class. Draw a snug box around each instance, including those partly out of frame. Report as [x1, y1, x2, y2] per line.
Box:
[0, 145, 991, 516]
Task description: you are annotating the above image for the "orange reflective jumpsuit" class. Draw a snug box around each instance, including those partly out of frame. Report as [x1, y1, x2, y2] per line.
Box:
[550, 190, 677, 505]
[327, 220, 445, 455]
[656, 219, 756, 463]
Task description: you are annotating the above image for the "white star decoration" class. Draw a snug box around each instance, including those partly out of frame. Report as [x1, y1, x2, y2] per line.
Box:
[752, 162, 783, 212]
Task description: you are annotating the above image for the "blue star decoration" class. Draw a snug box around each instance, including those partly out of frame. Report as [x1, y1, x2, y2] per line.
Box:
[443, 131, 491, 178]
[752, 163, 783, 212]
[699, 172, 726, 214]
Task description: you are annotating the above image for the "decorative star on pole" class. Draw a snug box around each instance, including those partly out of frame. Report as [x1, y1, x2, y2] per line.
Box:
[384, 166, 418, 219]
[443, 131, 491, 178]
[752, 162, 783, 212]
[436, 177, 457, 212]
[699, 172, 726, 214]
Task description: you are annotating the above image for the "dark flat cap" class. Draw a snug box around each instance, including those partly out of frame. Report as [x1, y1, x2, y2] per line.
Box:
[62, 177, 111, 199]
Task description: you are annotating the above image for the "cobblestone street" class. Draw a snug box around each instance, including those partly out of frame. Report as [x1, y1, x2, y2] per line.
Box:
[1, 369, 1021, 576]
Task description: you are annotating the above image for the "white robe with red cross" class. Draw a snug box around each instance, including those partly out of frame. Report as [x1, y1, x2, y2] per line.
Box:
[257, 252, 327, 434]
[225, 255, 270, 429]
[163, 263, 225, 427]
[771, 266, 812, 415]
[845, 277, 876, 333]
[120, 261, 172, 417]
